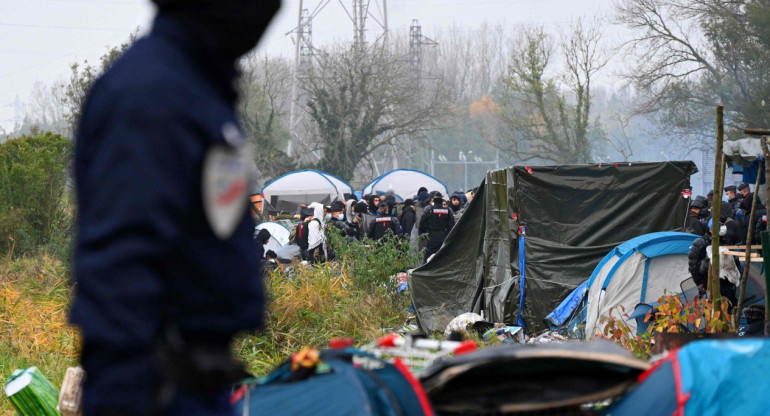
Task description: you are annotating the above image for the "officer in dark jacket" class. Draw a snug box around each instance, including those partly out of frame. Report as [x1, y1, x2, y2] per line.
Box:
[368, 203, 401, 240]
[70, 1, 280, 415]
[400, 199, 416, 237]
[686, 198, 708, 236]
[419, 194, 455, 262]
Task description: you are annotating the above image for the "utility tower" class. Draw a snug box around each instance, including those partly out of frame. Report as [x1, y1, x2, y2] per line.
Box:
[286, 0, 389, 157]
[408, 19, 438, 87]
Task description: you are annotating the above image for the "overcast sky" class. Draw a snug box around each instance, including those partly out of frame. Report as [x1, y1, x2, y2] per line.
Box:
[0, 0, 614, 131]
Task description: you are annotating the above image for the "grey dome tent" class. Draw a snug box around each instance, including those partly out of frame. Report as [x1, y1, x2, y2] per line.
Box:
[261, 169, 353, 217]
[408, 162, 698, 334]
[362, 169, 448, 202]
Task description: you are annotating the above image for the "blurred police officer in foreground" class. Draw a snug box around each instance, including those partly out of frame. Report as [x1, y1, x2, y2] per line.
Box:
[70, 1, 280, 415]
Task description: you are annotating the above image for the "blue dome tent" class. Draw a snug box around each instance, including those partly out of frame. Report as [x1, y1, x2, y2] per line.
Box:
[546, 232, 700, 338]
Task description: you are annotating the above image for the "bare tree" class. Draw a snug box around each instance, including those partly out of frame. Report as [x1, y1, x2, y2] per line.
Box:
[496, 20, 609, 164]
[615, 0, 770, 147]
[299, 41, 452, 180]
[238, 53, 295, 181]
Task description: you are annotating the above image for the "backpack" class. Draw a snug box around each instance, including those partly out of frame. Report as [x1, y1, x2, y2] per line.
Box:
[232, 347, 434, 416]
[292, 219, 319, 250]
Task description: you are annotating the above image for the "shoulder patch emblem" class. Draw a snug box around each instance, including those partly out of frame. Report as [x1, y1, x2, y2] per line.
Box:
[202, 145, 248, 239]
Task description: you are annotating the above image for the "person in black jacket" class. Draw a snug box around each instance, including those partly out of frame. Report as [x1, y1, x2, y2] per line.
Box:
[368, 203, 401, 241]
[688, 220, 738, 305]
[400, 199, 416, 237]
[686, 199, 708, 236]
[419, 194, 455, 262]
[327, 200, 357, 240]
[254, 228, 271, 274]
[70, 1, 280, 414]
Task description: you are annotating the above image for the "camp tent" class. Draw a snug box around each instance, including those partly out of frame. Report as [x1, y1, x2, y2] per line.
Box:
[606, 339, 770, 415]
[362, 169, 448, 201]
[409, 162, 697, 334]
[261, 170, 354, 216]
[255, 221, 293, 253]
[579, 232, 698, 338]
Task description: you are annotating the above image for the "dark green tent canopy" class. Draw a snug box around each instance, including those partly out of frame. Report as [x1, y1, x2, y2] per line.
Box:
[409, 161, 698, 334]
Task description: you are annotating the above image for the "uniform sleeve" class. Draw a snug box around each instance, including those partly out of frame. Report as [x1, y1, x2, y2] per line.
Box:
[73, 90, 201, 413]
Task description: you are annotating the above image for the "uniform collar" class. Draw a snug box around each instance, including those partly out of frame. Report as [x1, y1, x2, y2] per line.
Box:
[150, 14, 239, 105]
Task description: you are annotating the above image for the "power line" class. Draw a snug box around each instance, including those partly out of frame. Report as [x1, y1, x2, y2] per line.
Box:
[0, 22, 128, 32]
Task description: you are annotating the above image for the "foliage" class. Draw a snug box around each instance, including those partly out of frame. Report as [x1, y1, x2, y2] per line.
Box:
[236, 231, 416, 376]
[497, 21, 608, 164]
[601, 293, 735, 359]
[0, 133, 72, 257]
[56, 32, 137, 137]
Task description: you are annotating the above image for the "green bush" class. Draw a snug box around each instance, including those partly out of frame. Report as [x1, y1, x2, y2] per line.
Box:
[0, 133, 72, 258]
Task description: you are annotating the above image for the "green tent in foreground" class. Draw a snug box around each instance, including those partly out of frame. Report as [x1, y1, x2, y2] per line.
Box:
[409, 161, 698, 334]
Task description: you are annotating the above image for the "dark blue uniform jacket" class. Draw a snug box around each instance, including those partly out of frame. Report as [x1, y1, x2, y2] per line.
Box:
[71, 14, 263, 415]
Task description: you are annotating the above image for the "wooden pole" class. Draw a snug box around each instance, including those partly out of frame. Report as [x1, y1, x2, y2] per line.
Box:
[711, 105, 724, 312]
[760, 135, 770, 335]
[734, 169, 762, 327]
[762, 231, 770, 335]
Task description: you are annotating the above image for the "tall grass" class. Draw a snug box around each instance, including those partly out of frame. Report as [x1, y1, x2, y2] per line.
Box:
[0, 226, 418, 415]
[0, 255, 78, 416]
[236, 230, 417, 376]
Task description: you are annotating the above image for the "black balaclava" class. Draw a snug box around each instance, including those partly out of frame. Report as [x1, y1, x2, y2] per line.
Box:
[256, 228, 271, 244]
[152, 0, 281, 60]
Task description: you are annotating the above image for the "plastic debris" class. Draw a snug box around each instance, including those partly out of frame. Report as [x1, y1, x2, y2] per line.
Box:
[483, 326, 524, 343]
[444, 313, 484, 337]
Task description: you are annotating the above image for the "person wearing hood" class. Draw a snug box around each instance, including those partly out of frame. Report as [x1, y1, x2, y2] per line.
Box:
[307, 202, 327, 263]
[449, 192, 467, 220]
[400, 199, 416, 237]
[367, 194, 381, 216]
[254, 228, 271, 273]
[70, 1, 280, 415]
[419, 193, 455, 262]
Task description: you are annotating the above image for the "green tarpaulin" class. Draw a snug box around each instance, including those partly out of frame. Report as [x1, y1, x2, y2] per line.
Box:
[409, 161, 697, 334]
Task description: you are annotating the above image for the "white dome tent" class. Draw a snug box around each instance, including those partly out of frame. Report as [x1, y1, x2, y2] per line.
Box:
[261, 169, 354, 217]
[362, 169, 448, 202]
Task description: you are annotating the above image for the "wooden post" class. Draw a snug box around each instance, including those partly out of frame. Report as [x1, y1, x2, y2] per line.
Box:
[761, 231, 770, 335]
[734, 169, 763, 327]
[711, 105, 724, 312]
[759, 136, 770, 334]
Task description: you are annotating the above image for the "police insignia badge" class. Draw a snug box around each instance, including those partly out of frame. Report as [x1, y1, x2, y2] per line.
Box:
[203, 145, 249, 239]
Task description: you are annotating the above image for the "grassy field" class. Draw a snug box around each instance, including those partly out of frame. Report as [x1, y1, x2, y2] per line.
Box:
[0, 233, 414, 415]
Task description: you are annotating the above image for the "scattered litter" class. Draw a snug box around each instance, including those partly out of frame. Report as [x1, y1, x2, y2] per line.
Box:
[483, 326, 524, 343]
[5, 366, 60, 416]
[444, 312, 484, 337]
[527, 331, 568, 344]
